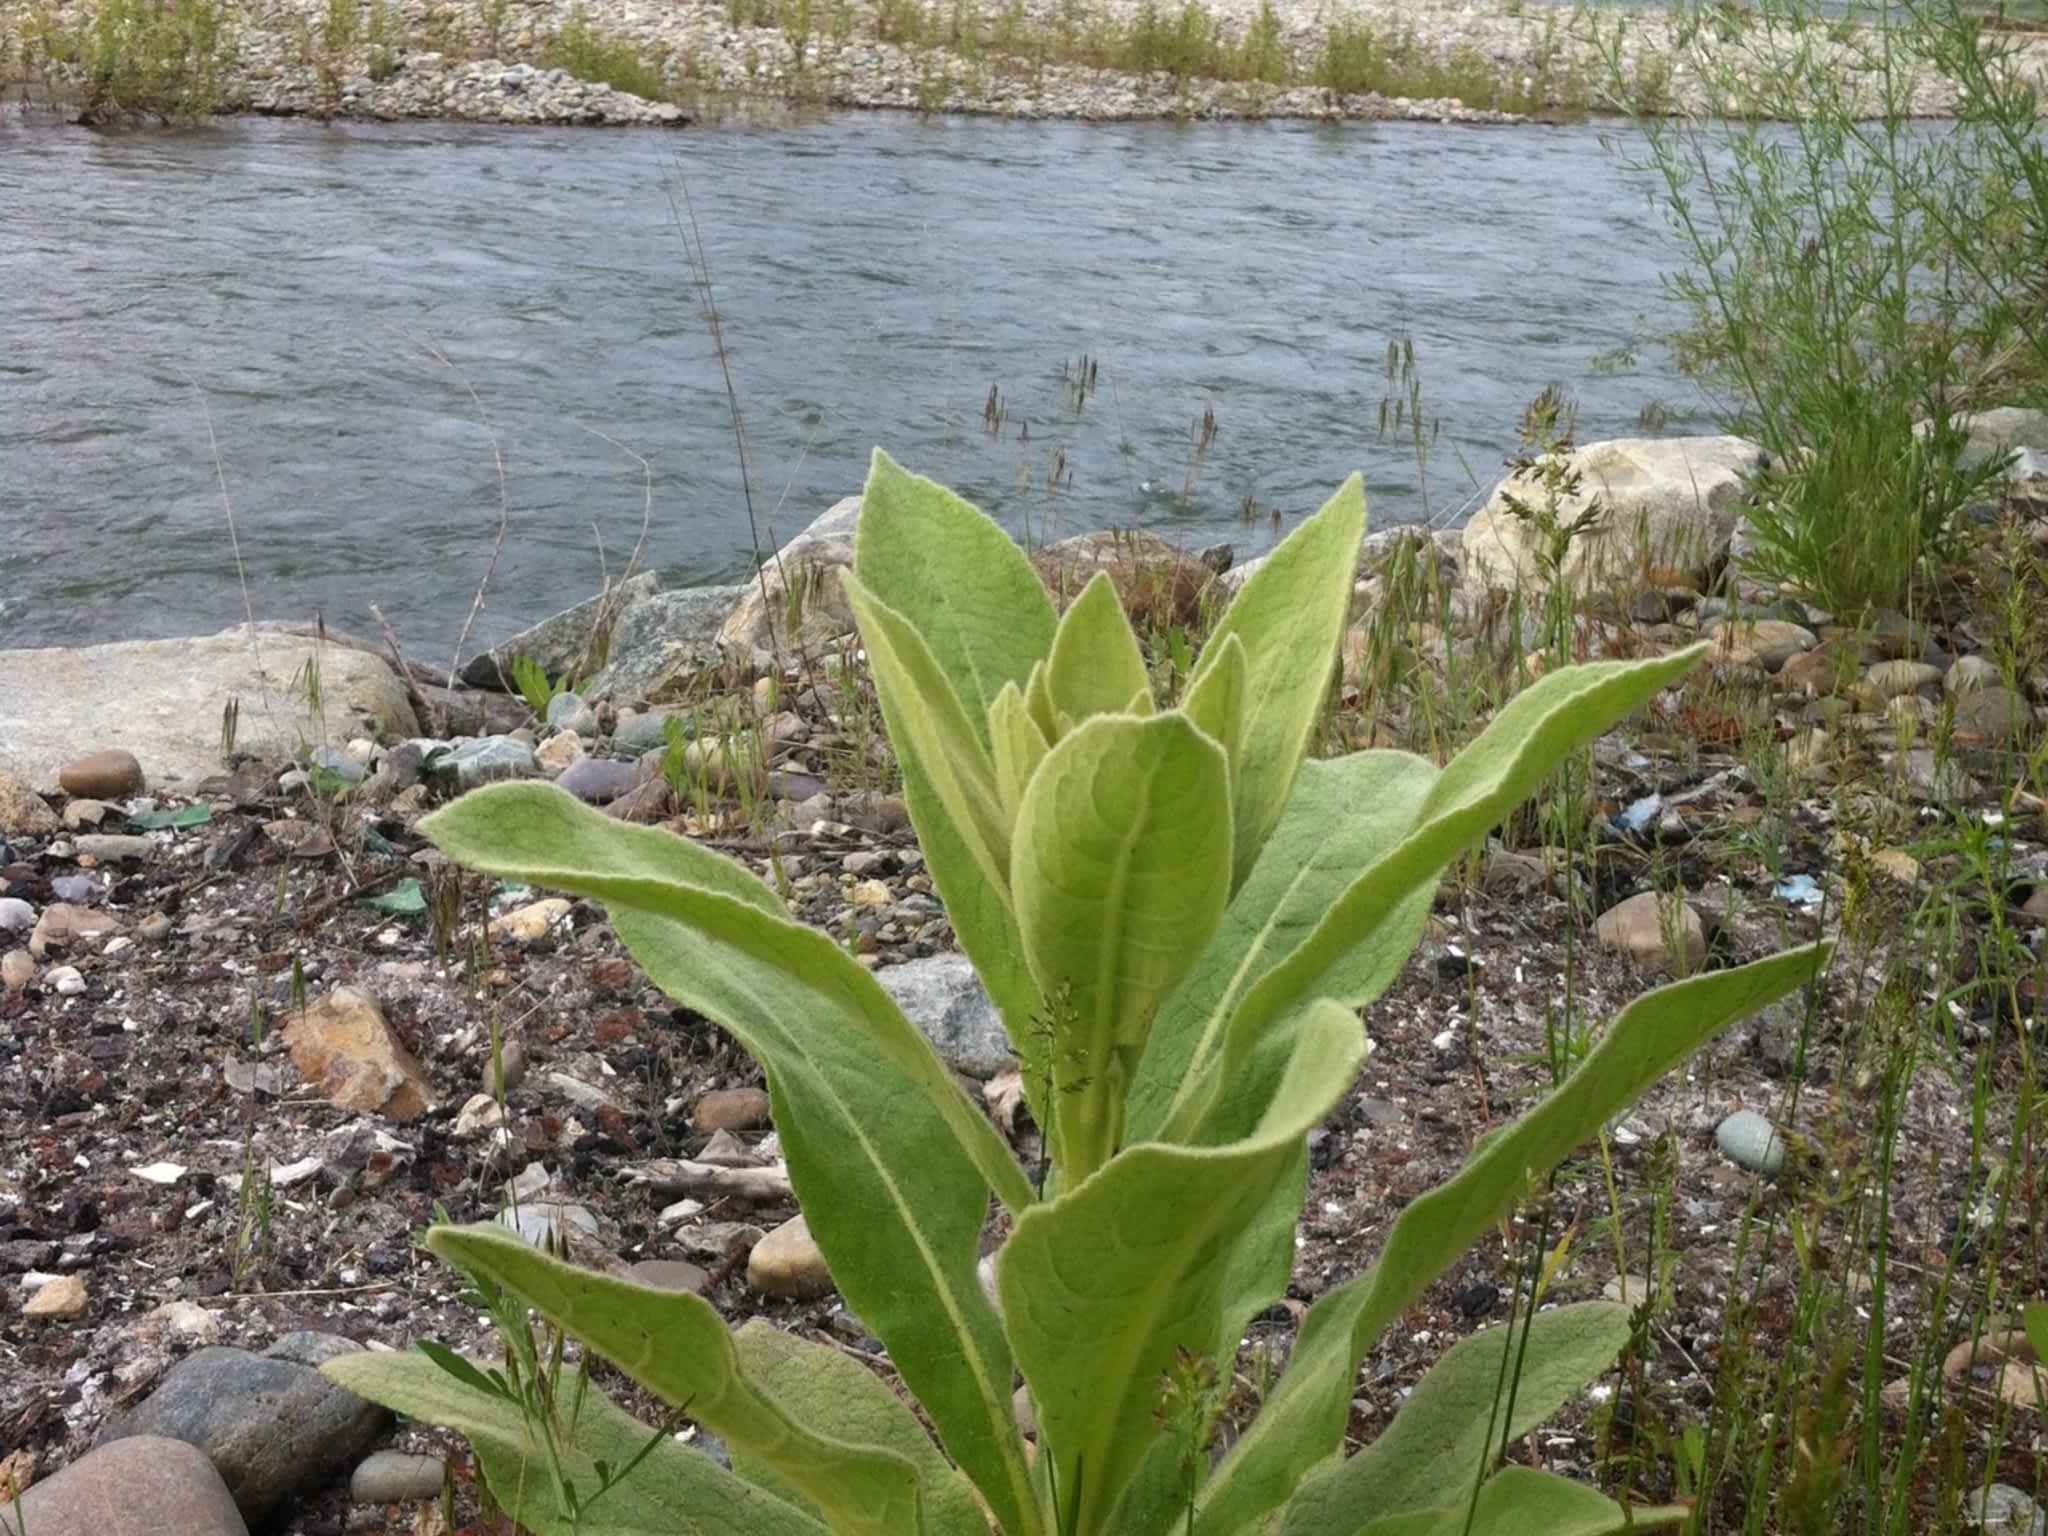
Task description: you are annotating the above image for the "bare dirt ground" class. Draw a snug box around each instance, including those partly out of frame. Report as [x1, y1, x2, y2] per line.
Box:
[4, 677, 2038, 1530]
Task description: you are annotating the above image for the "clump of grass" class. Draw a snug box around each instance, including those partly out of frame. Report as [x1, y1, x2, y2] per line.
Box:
[1312, 15, 1562, 112]
[24, 0, 231, 122]
[1614, 0, 2048, 617]
[542, 6, 668, 99]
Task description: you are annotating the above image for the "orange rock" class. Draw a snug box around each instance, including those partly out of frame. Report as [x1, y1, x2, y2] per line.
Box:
[284, 986, 434, 1121]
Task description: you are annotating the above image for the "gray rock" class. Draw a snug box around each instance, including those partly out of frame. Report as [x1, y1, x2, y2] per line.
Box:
[1946, 654, 2004, 693]
[0, 896, 33, 932]
[613, 707, 694, 755]
[1953, 684, 2034, 742]
[554, 756, 639, 804]
[97, 1346, 389, 1522]
[544, 690, 600, 737]
[11, 1435, 249, 1536]
[1922, 406, 2048, 472]
[51, 874, 102, 903]
[875, 953, 1013, 1077]
[1715, 1109, 1786, 1177]
[308, 746, 365, 784]
[1967, 1483, 2047, 1536]
[1218, 552, 1269, 594]
[440, 736, 541, 792]
[461, 572, 659, 689]
[349, 1450, 447, 1504]
[264, 1330, 370, 1369]
[1901, 748, 1983, 803]
[626, 1258, 713, 1295]
[0, 627, 417, 792]
[583, 586, 746, 705]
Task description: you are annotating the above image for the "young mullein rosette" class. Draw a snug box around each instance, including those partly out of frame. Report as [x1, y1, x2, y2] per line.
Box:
[324, 450, 1827, 1536]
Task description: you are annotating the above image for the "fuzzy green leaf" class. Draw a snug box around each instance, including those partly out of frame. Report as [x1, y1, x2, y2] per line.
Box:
[1180, 632, 1247, 799]
[856, 450, 1058, 745]
[420, 787, 1039, 1536]
[1192, 475, 1365, 888]
[1193, 945, 1831, 1536]
[989, 680, 1050, 826]
[999, 1000, 1367, 1536]
[730, 1323, 988, 1536]
[842, 562, 1044, 1097]
[842, 570, 1012, 893]
[428, 1226, 927, 1536]
[1279, 1302, 1634, 1535]
[1011, 713, 1232, 1176]
[1046, 571, 1154, 724]
[1172, 648, 1706, 1143]
[1131, 750, 1438, 1148]
[1353, 1466, 1685, 1536]
[322, 1349, 828, 1536]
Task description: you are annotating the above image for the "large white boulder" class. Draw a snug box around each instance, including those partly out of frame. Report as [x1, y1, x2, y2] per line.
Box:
[0, 625, 417, 791]
[1461, 436, 1765, 597]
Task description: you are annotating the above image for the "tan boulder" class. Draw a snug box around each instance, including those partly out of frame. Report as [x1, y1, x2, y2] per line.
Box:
[1708, 618, 1816, 673]
[1462, 436, 1764, 598]
[29, 903, 125, 959]
[718, 497, 863, 667]
[1595, 890, 1707, 975]
[746, 1214, 833, 1300]
[694, 1086, 772, 1133]
[8, 1436, 248, 1536]
[0, 770, 60, 835]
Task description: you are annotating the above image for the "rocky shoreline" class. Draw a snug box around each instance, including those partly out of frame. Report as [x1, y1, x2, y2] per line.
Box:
[4, 417, 2048, 1532]
[6, 0, 2046, 127]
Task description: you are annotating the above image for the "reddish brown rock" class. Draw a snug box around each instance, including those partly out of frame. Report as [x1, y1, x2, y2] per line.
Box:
[58, 750, 145, 800]
[283, 986, 434, 1121]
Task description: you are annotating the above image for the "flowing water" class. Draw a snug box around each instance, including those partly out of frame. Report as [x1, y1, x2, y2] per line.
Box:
[0, 112, 1700, 655]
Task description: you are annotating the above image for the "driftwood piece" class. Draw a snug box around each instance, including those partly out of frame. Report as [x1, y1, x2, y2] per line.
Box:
[635, 1157, 794, 1203]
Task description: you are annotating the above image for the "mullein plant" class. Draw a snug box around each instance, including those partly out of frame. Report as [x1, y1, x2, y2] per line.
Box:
[329, 450, 1826, 1536]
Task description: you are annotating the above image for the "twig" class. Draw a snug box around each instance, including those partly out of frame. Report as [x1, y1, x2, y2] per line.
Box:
[367, 602, 436, 733]
[634, 1157, 794, 1203]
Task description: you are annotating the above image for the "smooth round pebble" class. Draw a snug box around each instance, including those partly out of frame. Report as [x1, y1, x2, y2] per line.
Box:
[1715, 1109, 1786, 1177]
[350, 1450, 447, 1504]
[59, 749, 144, 799]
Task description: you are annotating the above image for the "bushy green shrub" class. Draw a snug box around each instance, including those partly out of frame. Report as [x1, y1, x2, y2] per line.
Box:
[327, 452, 1823, 1536]
[1617, 0, 2048, 616]
[26, 0, 231, 122]
[542, 7, 668, 100]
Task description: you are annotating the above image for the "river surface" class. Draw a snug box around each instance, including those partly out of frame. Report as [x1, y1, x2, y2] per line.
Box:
[0, 113, 1701, 655]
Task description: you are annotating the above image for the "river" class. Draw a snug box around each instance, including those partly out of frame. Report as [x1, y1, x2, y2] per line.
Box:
[0, 112, 1700, 655]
